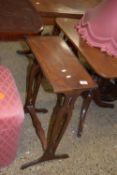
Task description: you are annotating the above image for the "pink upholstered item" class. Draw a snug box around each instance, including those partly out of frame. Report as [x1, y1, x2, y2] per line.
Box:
[75, 0, 117, 57]
[0, 66, 24, 168]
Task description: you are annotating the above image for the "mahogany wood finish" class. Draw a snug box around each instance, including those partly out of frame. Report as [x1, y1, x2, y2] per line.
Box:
[0, 0, 43, 41]
[21, 36, 96, 169]
[27, 37, 95, 93]
[30, 0, 99, 25]
[17, 0, 99, 54]
[55, 18, 117, 136]
[56, 18, 117, 78]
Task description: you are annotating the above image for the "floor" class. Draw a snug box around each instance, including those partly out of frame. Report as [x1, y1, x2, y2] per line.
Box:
[0, 35, 117, 175]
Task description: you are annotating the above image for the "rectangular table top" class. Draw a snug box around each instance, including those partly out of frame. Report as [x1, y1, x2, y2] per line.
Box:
[31, 0, 100, 18]
[27, 36, 96, 93]
[0, 0, 43, 41]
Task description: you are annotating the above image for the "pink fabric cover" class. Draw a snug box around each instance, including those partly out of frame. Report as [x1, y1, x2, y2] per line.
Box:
[0, 66, 24, 168]
[75, 0, 117, 57]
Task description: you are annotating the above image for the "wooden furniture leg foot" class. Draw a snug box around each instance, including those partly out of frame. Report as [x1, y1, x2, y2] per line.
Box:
[17, 49, 32, 55]
[21, 152, 69, 170]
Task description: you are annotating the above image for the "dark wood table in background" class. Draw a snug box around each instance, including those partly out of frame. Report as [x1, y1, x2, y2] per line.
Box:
[30, 0, 100, 25]
[0, 0, 43, 41]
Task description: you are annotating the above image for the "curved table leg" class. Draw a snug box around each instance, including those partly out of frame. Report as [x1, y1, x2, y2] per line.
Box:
[78, 87, 114, 137]
[21, 93, 79, 169]
[52, 24, 61, 35]
[78, 90, 93, 137]
[24, 61, 48, 113]
[17, 49, 32, 55]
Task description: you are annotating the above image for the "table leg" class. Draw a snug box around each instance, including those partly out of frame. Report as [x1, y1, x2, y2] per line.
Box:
[78, 87, 114, 137]
[52, 24, 61, 35]
[78, 90, 93, 137]
[100, 79, 117, 102]
[21, 93, 78, 169]
[24, 61, 47, 113]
